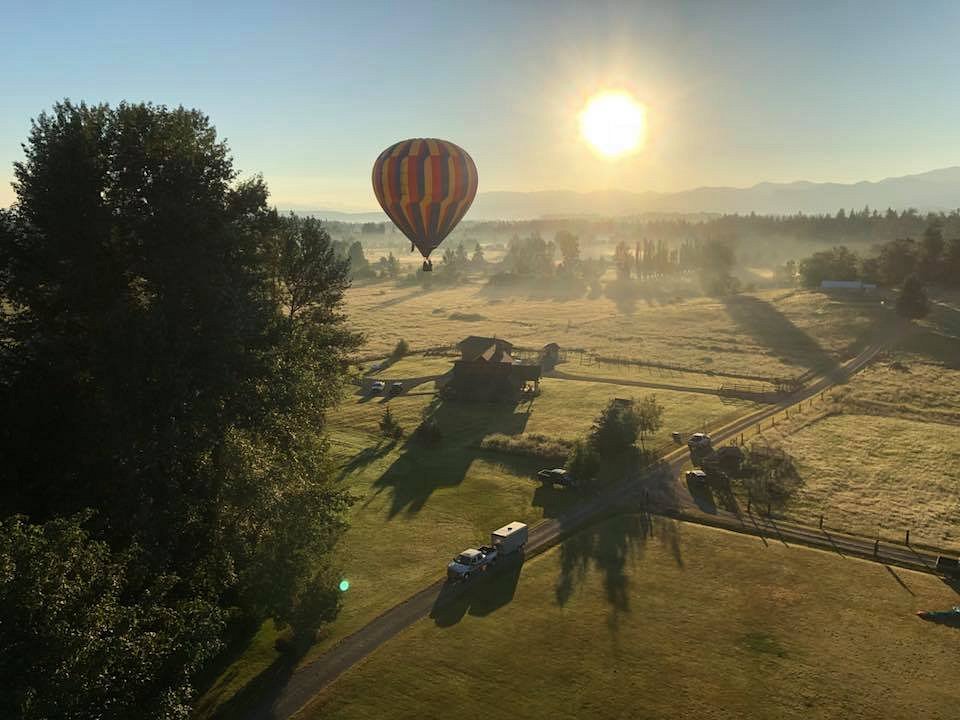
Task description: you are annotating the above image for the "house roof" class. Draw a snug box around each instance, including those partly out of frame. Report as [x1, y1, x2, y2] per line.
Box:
[458, 336, 514, 362]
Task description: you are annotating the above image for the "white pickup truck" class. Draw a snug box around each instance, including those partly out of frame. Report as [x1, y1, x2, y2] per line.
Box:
[446, 522, 528, 581]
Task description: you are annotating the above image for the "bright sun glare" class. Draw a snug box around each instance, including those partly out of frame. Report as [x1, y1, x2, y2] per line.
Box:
[579, 91, 646, 158]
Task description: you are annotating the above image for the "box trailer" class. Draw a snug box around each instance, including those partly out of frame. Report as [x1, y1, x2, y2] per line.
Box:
[491, 522, 528, 555]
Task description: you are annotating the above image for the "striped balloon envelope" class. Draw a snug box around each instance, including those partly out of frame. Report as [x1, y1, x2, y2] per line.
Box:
[372, 138, 478, 262]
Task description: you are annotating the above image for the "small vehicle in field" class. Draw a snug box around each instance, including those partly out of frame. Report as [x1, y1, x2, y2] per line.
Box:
[538, 468, 574, 486]
[370, 380, 386, 394]
[447, 522, 528, 581]
[390, 381, 403, 395]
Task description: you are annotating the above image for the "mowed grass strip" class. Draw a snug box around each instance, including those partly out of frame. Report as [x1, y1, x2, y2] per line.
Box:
[298, 516, 960, 720]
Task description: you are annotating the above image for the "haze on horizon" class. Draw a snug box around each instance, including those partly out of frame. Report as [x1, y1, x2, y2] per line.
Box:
[3, 0, 960, 212]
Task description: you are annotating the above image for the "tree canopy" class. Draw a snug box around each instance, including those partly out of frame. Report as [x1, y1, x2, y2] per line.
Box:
[0, 100, 359, 715]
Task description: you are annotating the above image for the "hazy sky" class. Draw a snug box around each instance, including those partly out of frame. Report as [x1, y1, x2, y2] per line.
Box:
[3, 1, 960, 210]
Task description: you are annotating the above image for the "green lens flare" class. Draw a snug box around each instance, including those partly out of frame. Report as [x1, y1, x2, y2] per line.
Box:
[338, 579, 350, 592]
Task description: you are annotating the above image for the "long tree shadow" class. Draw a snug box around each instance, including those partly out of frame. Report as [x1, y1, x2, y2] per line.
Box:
[604, 277, 680, 315]
[554, 511, 683, 631]
[369, 398, 534, 518]
[201, 624, 309, 720]
[478, 276, 588, 302]
[721, 295, 841, 377]
[338, 439, 398, 479]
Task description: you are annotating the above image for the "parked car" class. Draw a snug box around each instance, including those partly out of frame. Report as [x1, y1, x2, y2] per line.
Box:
[687, 432, 712, 450]
[370, 380, 386, 394]
[390, 381, 403, 395]
[685, 469, 709, 485]
[538, 468, 575, 487]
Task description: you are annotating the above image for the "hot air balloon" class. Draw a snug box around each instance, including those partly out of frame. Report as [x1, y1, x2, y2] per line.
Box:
[372, 138, 478, 272]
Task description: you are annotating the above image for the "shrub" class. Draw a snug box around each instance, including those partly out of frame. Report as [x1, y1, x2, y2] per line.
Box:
[566, 439, 601, 487]
[378, 406, 403, 440]
[391, 338, 411, 360]
[738, 444, 804, 515]
[479, 433, 572, 462]
[896, 274, 929, 319]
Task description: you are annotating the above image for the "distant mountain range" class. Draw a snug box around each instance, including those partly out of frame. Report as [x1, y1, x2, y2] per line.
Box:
[289, 166, 960, 222]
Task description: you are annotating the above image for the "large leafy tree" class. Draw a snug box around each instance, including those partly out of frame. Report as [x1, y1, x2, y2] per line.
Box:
[0, 101, 359, 711]
[798, 245, 861, 287]
[0, 514, 224, 720]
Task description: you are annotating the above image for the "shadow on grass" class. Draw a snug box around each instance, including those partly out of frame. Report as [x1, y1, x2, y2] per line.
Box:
[721, 294, 840, 377]
[195, 620, 309, 720]
[369, 398, 533, 518]
[372, 287, 428, 310]
[554, 511, 683, 631]
[478, 276, 588, 302]
[686, 478, 717, 514]
[900, 324, 960, 368]
[429, 552, 525, 627]
[338, 439, 398, 479]
[917, 611, 960, 628]
[603, 277, 676, 315]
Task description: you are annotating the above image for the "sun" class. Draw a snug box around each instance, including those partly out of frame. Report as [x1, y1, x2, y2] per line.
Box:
[579, 91, 646, 158]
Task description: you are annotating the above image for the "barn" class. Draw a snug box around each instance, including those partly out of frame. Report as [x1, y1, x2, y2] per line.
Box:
[446, 336, 542, 400]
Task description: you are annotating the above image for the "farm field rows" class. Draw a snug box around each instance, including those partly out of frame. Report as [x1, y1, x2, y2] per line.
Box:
[298, 515, 960, 720]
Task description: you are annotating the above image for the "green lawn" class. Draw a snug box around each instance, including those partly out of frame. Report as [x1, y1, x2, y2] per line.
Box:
[299, 515, 960, 720]
[195, 282, 884, 718]
[196, 379, 753, 718]
[364, 353, 456, 378]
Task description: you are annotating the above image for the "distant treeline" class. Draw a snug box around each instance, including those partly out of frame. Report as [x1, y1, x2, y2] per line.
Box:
[331, 207, 960, 249]
[798, 218, 960, 289]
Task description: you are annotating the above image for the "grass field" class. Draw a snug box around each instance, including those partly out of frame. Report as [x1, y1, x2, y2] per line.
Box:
[196, 282, 890, 717]
[747, 360, 960, 549]
[198, 376, 754, 718]
[364, 353, 455, 378]
[298, 515, 960, 720]
[345, 282, 884, 381]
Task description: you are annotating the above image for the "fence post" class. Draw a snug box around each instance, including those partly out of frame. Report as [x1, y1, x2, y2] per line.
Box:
[819, 514, 823, 529]
[905, 529, 910, 545]
[873, 538, 880, 556]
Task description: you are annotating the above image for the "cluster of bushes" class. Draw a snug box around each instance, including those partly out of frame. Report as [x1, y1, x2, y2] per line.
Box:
[562, 395, 666, 489]
[479, 432, 573, 462]
[794, 219, 960, 318]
